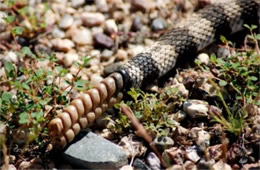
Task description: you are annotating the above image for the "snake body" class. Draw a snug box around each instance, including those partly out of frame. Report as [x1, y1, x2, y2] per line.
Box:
[48, 0, 260, 148]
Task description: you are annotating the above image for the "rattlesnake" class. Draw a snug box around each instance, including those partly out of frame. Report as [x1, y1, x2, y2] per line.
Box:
[48, 0, 260, 149]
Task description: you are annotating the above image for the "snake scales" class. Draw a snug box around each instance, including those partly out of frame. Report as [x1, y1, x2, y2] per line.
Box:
[48, 0, 260, 149]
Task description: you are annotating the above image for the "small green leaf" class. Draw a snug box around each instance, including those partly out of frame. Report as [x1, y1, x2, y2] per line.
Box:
[210, 54, 217, 62]
[11, 27, 23, 35]
[35, 69, 43, 78]
[2, 92, 12, 103]
[256, 34, 260, 40]
[3, 15, 15, 23]
[19, 112, 29, 124]
[22, 83, 30, 90]
[219, 80, 227, 86]
[250, 76, 257, 81]
[22, 46, 32, 55]
[4, 61, 15, 78]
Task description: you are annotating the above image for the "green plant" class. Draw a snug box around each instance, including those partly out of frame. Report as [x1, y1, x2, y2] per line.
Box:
[114, 87, 185, 136]
[195, 25, 260, 136]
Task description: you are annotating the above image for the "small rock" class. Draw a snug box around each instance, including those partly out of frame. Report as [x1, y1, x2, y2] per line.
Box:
[105, 19, 118, 34]
[116, 49, 128, 61]
[99, 128, 114, 140]
[51, 38, 75, 52]
[119, 136, 147, 158]
[183, 99, 209, 118]
[19, 161, 31, 169]
[170, 83, 189, 98]
[90, 74, 103, 86]
[63, 53, 79, 67]
[132, 17, 143, 31]
[6, 164, 16, 170]
[151, 18, 167, 31]
[208, 144, 223, 161]
[152, 136, 174, 152]
[184, 146, 200, 163]
[242, 162, 260, 170]
[82, 12, 105, 27]
[168, 165, 182, 170]
[131, 0, 155, 12]
[72, 28, 93, 45]
[44, 10, 56, 25]
[197, 53, 209, 65]
[94, 33, 114, 48]
[95, 0, 109, 12]
[59, 14, 74, 29]
[190, 127, 210, 148]
[183, 160, 196, 170]
[169, 111, 187, 122]
[71, 0, 85, 8]
[4, 51, 18, 64]
[34, 44, 52, 56]
[162, 147, 184, 165]
[104, 62, 122, 75]
[120, 165, 134, 170]
[146, 152, 161, 170]
[212, 159, 232, 170]
[197, 159, 215, 169]
[63, 132, 128, 169]
[101, 49, 113, 60]
[133, 158, 151, 170]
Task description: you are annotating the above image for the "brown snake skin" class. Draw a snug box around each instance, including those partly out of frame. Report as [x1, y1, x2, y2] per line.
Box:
[48, 0, 260, 149]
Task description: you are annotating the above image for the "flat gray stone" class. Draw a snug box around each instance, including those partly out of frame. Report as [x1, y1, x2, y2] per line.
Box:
[63, 132, 128, 169]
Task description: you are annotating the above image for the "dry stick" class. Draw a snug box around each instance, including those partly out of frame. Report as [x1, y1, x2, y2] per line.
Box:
[120, 105, 168, 168]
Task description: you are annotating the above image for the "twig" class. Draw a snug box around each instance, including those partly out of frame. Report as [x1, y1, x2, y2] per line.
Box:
[120, 105, 168, 168]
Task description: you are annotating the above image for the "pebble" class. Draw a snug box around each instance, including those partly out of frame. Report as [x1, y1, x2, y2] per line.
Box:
[212, 160, 232, 170]
[120, 165, 134, 170]
[3, 51, 18, 64]
[116, 49, 128, 61]
[95, 0, 109, 12]
[131, 0, 155, 12]
[72, 28, 93, 45]
[63, 131, 128, 169]
[44, 10, 56, 25]
[90, 74, 103, 86]
[51, 38, 75, 52]
[82, 12, 105, 27]
[152, 136, 174, 152]
[104, 62, 122, 75]
[197, 159, 215, 169]
[63, 53, 79, 67]
[183, 99, 209, 118]
[71, 0, 85, 8]
[151, 18, 167, 31]
[105, 19, 118, 34]
[190, 127, 210, 148]
[101, 49, 113, 59]
[184, 146, 201, 163]
[59, 14, 74, 29]
[162, 147, 184, 165]
[133, 158, 151, 170]
[119, 136, 147, 158]
[52, 26, 65, 38]
[0, 11, 7, 31]
[94, 33, 114, 48]
[131, 17, 143, 31]
[146, 152, 161, 170]
[197, 53, 209, 65]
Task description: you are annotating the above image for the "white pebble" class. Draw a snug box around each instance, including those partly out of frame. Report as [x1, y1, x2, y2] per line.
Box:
[51, 38, 75, 52]
[59, 14, 74, 29]
[63, 53, 79, 67]
[197, 53, 209, 65]
[183, 100, 209, 118]
[72, 28, 93, 45]
[105, 19, 118, 34]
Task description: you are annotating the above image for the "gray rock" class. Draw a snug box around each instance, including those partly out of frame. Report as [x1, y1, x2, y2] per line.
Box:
[151, 18, 167, 31]
[104, 62, 122, 75]
[132, 17, 143, 31]
[52, 26, 65, 38]
[94, 33, 114, 48]
[183, 99, 209, 118]
[133, 158, 151, 170]
[71, 0, 85, 8]
[152, 136, 174, 152]
[146, 152, 161, 170]
[59, 14, 74, 29]
[63, 132, 128, 169]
